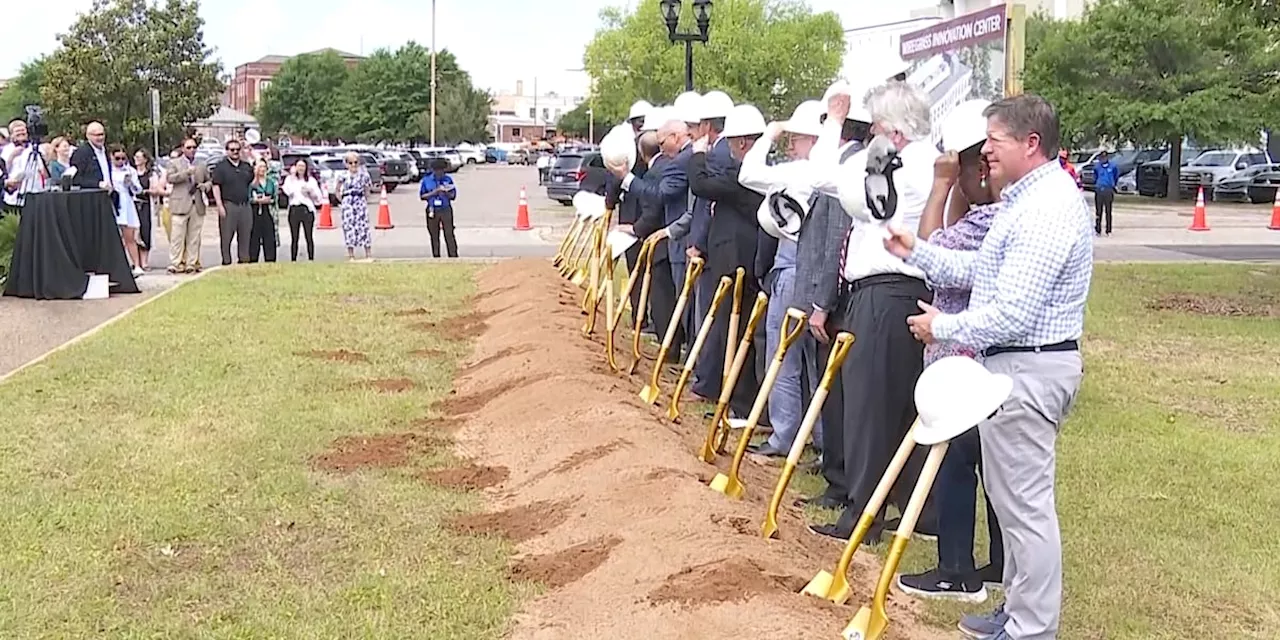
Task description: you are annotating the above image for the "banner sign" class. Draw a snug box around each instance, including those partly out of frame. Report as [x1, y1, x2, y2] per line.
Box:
[899, 5, 1007, 61]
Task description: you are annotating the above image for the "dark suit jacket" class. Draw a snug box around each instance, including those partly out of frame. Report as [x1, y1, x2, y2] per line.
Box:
[627, 145, 692, 265]
[69, 143, 112, 189]
[792, 192, 849, 313]
[688, 152, 762, 280]
[632, 157, 669, 267]
[605, 151, 647, 224]
[689, 137, 732, 254]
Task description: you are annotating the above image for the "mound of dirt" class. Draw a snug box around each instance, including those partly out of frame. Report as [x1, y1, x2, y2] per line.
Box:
[446, 499, 573, 542]
[312, 432, 441, 472]
[428, 259, 946, 640]
[1148, 293, 1280, 317]
[296, 349, 369, 363]
[648, 557, 808, 606]
[412, 416, 464, 431]
[409, 311, 493, 340]
[420, 464, 509, 490]
[353, 378, 417, 393]
[508, 535, 622, 589]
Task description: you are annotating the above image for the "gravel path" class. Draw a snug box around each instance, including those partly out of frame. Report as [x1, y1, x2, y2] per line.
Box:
[0, 273, 185, 378]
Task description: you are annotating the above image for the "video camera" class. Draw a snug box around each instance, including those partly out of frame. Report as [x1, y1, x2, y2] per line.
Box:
[24, 105, 49, 144]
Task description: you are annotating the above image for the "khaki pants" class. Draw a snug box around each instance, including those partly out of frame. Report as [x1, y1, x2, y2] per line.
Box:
[169, 212, 205, 269]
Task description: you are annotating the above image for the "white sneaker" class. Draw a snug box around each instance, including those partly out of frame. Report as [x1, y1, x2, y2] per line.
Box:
[131, 266, 145, 278]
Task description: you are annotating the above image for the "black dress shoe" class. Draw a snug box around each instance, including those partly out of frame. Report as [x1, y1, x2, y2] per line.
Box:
[746, 442, 788, 457]
[808, 522, 886, 546]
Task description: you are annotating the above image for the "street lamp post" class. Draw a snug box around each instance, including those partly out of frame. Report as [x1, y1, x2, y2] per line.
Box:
[660, 0, 713, 92]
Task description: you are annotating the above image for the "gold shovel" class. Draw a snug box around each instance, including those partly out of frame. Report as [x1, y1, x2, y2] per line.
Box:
[608, 238, 655, 373]
[558, 225, 588, 277]
[638, 256, 704, 404]
[586, 250, 615, 336]
[697, 292, 768, 463]
[627, 240, 658, 375]
[553, 217, 582, 266]
[723, 267, 745, 386]
[708, 307, 807, 500]
[801, 420, 921, 604]
[667, 276, 733, 421]
[761, 331, 855, 539]
[842, 442, 948, 640]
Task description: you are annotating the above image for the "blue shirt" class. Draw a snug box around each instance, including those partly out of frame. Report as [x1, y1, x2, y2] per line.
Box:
[908, 160, 1093, 350]
[1092, 160, 1119, 190]
[418, 173, 457, 210]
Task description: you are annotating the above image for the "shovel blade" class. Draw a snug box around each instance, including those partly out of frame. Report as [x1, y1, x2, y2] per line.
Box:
[696, 440, 717, 464]
[841, 606, 887, 640]
[801, 570, 852, 604]
[707, 472, 744, 500]
[638, 385, 659, 405]
[665, 403, 680, 421]
[760, 514, 778, 539]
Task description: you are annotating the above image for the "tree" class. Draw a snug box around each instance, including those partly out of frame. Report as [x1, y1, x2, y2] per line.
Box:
[421, 79, 491, 144]
[556, 102, 596, 140]
[582, 0, 844, 127]
[1025, 0, 1280, 197]
[256, 51, 352, 140]
[40, 0, 224, 153]
[341, 44, 490, 144]
[0, 58, 50, 128]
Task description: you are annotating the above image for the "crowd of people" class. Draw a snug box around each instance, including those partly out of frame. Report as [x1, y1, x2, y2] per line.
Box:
[604, 78, 1092, 640]
[0, 119, 397, 273]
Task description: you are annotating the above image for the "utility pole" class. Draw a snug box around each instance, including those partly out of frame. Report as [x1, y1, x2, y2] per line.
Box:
[430, 0, 437, 146]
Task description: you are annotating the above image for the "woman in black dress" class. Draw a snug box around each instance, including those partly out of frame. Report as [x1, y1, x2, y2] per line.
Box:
[132, 148, 165, 272]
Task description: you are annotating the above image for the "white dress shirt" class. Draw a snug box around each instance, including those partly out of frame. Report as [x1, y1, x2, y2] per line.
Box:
[282, 176, 322, 212]
[737, 127, 815, 206]
[3, 144, 45, 206]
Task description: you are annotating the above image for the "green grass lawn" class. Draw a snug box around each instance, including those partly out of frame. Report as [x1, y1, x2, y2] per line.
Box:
[0, 263, 527, 639]
[795, 263, 1280, 639]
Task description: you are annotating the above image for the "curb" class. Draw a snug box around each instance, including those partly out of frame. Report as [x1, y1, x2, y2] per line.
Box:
[0, 267, 221, 386]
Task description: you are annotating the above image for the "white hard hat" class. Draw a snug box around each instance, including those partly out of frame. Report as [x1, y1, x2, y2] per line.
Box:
[781, 100, 824, 138]
[628, 100, 653, 122]
[674, 91, 702, 124]
[913, 356, 1013, 446]
[0, 127, 9, 139]
[940, 99, 992, 154]
[756, 192, 805, 242]
[721, 104, 766, 138]
[641, 106, 669, 132]
[820, 81, 872, 124]
[700, 90, 734, 121]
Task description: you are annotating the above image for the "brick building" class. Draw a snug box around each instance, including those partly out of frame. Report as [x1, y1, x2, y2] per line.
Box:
[225, 49, 364, 115]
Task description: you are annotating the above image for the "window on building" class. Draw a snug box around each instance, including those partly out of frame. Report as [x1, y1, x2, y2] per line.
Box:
[555, 109, 561, 120]
[511, 127, 522, 137]
[542, 108, 549, 120]
[529, 108, 536, 118]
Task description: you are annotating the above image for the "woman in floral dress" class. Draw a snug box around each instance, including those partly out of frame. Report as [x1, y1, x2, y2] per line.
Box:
[337, 151, 372, 261]
[895, 102, 1005, 604]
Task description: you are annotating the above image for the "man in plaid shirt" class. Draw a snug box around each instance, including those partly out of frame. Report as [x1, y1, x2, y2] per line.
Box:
[887, 94, 1092, 640]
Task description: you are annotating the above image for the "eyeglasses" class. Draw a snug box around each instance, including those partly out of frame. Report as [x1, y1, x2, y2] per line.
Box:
[113, 156, 126, 161]
[227, 147, 241, 152]
[183, 145, 196, 150]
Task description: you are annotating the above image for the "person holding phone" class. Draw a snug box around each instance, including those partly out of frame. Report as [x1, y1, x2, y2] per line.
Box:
[282, 159, 323, 261]
[418, 158, 458, 258]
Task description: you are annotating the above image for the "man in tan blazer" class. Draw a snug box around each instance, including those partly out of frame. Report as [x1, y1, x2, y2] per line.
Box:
[166, 138, 212, 272]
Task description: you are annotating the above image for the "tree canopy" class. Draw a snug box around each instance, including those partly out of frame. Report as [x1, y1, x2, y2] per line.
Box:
[1025, 0, 1280, 193]
[40, 0, 224, 152]
[257, 44, 490, 144]
[582, 0, 844, 126]
[0, 58, 47, 127]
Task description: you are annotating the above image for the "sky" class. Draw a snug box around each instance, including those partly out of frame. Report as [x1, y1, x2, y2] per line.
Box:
[4, 0, 935, 98]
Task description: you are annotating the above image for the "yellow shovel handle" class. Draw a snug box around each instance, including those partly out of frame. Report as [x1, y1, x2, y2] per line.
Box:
[776, 308, 808, 357]
[820, 332, 856, 388]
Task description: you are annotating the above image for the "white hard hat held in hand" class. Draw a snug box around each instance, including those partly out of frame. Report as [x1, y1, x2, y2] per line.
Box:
[721, 104, 766, 138]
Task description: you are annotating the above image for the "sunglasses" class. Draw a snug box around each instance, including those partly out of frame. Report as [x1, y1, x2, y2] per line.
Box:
[227, 147, 241, 152]
[183, 145, 196, 150]
[112, 156, 126, 161]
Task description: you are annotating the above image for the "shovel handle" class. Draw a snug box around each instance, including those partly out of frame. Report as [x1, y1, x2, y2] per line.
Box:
[682, 276, 733, 375]
[629, 237, 659, 368]
[610, 239, 652, 332]
[776, 308, 808, 358]
[832, 419, 921, 579]
[820, 332, 856, 388]
[683, 256, 705, 292]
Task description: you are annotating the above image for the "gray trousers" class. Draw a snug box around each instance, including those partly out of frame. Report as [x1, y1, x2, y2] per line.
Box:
[981, 350, 1084, 640]
[219, 201, 253, 264]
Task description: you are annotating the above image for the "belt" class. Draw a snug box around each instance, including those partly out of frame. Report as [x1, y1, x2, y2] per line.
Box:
[982, 340, 1079, 358]
[838, 273, 922, 297]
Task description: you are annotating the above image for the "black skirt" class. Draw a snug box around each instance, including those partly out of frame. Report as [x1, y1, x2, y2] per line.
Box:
[135, 199, 152, 251]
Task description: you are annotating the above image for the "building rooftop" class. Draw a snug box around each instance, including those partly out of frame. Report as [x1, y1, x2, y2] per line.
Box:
[250, 49, 365, 65]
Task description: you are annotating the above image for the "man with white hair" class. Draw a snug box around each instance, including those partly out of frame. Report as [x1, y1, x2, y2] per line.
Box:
[808, 80, 940, 544]
[607, 101, 655, 331]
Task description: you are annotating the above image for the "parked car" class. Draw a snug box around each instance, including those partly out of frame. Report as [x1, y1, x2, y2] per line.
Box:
[416, 148, 463, 173]
[1178, 149, 1272, 199]
[403, 149, 433, 175]
[506, 149, 530, 165]
[1137, 146, 1204, 197]
[382, 150, 420, 180]
[367, 150, 411, 190]
[485, 147, 507, 163]
[356, 152, 384, 191]
[314, 155, 378, 202]
[1116, 171, 1138, 195]
[1080, 148, 1165, 191]
[1211, 162, 1280, 203]
[454, 143, 487, 165]
[545, 151, 607, 205]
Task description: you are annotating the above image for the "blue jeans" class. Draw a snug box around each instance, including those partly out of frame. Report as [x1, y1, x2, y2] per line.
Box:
[763, 267, 821, 451]
[936, 425, 1004, 578]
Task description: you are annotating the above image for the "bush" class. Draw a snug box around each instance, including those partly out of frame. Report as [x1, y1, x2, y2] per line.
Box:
[0, 213, 20, 286]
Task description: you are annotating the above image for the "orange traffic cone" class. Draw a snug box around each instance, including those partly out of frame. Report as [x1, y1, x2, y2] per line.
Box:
[375, 185, 394, 230]
[318, 201, 335, 230]
[1269, 188, 1280, 231]
[1188, 186, 1210, 231]
[514, 186, 532, 231]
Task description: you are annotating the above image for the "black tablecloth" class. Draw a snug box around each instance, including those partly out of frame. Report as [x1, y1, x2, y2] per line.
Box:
[3, 190, 140, 300]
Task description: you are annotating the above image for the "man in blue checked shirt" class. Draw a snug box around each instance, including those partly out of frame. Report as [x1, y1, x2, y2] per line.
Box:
[419, 158, 458, 258]
[886, 94, 1092, 640]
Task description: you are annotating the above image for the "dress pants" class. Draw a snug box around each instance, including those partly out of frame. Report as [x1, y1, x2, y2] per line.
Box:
[763, 266, 820, 451]
[669, 259, 692, 359]
[219, 201, 252, 264]
[248, 204, 277, 263]
[816, 331, 847, 502]
[691, 269, 721, 398]
[935, 425, 1004, 579]
[980, 350, 1083, 640]
[691, 266, 759, 417]
[647, 256, 681, 363]
[169, 212, 205, 269]
[623, 243, 644, 329]
[288, 205, 315, 261]
[1094, 187, 1114, 234]
[831, 275, 935, 534]
[427, 206, 459, 257]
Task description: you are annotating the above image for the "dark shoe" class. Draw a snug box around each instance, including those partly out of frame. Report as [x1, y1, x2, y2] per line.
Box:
[958, 604, 1008, 639]
[746, 443, 787, 457]
[896, 568, 988, 603]
[793, 495, 844, 510]
[808, 522, 883, 546]
[977, 563, 1003, 588]
[884, 516, 939, 541]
